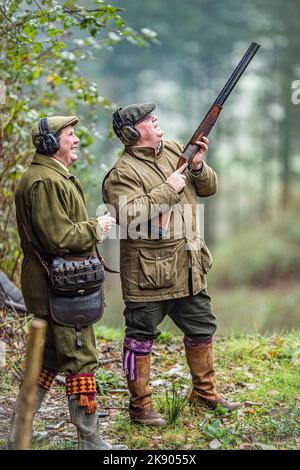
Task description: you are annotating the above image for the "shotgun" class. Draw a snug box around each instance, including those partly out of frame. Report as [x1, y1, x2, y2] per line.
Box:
[177, 41, 260, 168]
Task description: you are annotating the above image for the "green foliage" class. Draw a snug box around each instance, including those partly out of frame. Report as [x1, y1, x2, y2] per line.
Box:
[94, 368, 121, 395]
[156, 331, 173, 345]
[95, 324, 124, 341]
[0, 0, 157, 279]
[202, 418, 239, 447]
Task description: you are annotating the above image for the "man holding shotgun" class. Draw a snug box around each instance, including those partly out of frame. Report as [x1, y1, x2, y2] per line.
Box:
[102, 103, 240, 426]
[103, 43, 259, 426]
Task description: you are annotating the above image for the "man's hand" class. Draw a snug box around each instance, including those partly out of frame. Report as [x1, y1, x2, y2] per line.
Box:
[191, 136, 209, 170]
[97, 213, 116, 233]
[166, 163, 188, 193]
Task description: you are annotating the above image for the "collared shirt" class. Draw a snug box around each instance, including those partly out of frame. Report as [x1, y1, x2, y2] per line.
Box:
[49, 157, 70, 172]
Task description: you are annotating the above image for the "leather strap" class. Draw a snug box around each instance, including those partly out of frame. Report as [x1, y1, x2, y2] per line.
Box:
[21, 220, 120, 275]
[95, 245, 119, 274]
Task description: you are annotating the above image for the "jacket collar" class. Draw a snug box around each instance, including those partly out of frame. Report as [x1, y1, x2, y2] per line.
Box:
[31, 153, 74, 179]
[124, 140, 164, 163]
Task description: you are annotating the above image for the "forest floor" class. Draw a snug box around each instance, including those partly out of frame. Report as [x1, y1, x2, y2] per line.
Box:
[0, 312, 299, 451]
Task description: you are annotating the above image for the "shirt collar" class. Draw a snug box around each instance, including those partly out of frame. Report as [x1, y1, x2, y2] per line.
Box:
[124, 140, 164, 162]
[31, 153, 74, 179]
[49, 157, 69, 172]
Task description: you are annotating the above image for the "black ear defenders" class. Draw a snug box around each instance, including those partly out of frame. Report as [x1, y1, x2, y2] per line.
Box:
[113, 109, 140, 145]
[36, 118, 60, 156]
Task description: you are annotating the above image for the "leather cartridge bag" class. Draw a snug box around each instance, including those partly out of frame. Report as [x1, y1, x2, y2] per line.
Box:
[48, 254, 105, 347]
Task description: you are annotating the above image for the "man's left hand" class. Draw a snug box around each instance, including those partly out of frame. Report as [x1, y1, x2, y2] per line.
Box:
[191, 136, 209, 170]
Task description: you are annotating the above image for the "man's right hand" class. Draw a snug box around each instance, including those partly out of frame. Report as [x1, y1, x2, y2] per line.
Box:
[166, 163, 188, 193]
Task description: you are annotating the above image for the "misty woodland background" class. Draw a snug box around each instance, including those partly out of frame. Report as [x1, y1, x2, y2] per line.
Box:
[0, 0, 300, 334]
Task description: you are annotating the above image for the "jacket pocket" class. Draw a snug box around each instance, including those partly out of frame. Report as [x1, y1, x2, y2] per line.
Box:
[200, 239, 213, 274]
[139, 247, 177, 289]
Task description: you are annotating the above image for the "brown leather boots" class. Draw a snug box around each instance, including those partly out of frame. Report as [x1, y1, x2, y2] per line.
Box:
[185, 342, 241, 411]
[126, 354, 166, 426]
[126, 342, 240, 427]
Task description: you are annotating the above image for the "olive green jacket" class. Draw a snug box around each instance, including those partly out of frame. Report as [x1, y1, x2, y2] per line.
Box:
[102, 140, 218, 302]
[15, 153, 100, 316]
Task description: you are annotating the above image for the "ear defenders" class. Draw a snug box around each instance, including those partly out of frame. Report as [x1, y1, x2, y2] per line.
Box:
[36, 118, 60, 156]
[113, 109, 140, 145]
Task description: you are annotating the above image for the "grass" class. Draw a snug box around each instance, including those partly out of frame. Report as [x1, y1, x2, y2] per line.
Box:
[94, 324, 124, 341]
[108, 331, 300, 450]
[1, 330, 299, 450]
[160, 381, 188, 424]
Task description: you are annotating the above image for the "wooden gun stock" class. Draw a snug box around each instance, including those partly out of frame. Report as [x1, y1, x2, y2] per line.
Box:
[177, 104, 223, 169]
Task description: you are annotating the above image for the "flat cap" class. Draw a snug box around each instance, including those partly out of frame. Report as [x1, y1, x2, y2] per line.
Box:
[114, 103, 156, 128]
[31, 116, 79, 147]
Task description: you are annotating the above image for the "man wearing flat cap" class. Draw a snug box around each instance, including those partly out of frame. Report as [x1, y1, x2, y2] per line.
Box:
[103, 103, 240, 427]
[8, 116, 127, 450]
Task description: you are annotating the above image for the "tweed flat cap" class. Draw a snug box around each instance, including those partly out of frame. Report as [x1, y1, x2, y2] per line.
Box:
[31, 116, 79, 147]
[114, 103, 156, 127]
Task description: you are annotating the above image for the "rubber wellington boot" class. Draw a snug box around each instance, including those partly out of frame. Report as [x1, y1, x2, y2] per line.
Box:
[7, 384, 48, 449]
[68, 395, 128, 450]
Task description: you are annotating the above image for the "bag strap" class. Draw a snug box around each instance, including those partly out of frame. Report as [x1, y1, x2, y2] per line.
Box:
[95, 245, 119, 274]
[21, 218, 120, 275]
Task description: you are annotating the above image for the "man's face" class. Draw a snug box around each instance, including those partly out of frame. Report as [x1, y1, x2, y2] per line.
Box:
[55, 125, 80, 167]
[135, 114, 163, 148]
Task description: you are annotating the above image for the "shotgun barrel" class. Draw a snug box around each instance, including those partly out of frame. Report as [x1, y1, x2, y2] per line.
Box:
[216, 42, 260, 106]
[182, 42, 260, 158]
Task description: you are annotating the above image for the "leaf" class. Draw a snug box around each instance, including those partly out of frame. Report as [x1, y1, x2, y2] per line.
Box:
[115, 16, 125, 29]
[255, 442, 277, 450]
[23, 24, 37, 40]
[209, 439, 221, 449]
[32, 431, 49, 441]
[47, 74, 62, 86]
[267, 350, 278, 358]
[203, 419, 222, 439]
[244, 408, 257, 415]
[32, 43, 43, 54]
[274, 335, 282, 346]
[48, 27, 62, 37]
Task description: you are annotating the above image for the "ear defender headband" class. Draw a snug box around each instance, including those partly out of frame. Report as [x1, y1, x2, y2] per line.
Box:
[36, 118, 60, 156]
[113, 109, 140, 145]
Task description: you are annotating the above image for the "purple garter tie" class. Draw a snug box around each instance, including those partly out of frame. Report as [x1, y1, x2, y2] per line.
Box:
[123, 337, 153, 381]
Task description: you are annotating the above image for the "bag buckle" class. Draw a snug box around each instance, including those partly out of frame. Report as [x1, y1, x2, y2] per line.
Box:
[76, 327, 82, 347]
